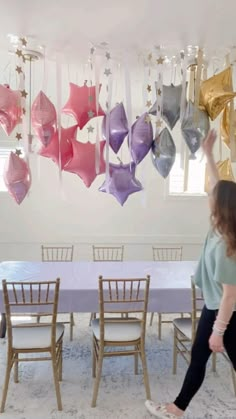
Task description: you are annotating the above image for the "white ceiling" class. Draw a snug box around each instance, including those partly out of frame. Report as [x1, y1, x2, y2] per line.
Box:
[0, 0, 235, 59]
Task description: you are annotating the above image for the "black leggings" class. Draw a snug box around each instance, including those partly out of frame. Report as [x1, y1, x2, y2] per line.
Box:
[174, 306, 236, 411]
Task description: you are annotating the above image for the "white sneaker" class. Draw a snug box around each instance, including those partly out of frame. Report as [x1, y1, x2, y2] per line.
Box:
[145, 400, 181, 418]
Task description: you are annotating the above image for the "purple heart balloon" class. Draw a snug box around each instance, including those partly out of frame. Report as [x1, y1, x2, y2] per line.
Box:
[99, 161, 142, 206]
[102, 103, 128, 153]
[129, 113, 153, 164]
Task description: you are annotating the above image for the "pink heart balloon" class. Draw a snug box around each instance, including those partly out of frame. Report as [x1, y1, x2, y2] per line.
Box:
[0, 85, 21, 135]
[39, 125, 77, 169]
[31, 91, 57, 126]
[35, 124, 55, 146]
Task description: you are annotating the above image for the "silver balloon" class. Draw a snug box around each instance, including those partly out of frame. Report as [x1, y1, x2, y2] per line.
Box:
[181, 101, 210, 159]
[151, 127, 176, 178]
[149, 84, 182, 130]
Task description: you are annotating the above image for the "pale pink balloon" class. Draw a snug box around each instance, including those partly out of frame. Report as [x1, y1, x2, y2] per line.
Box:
[64, 139, 106, 187]
[62, 83, 105, 128]
[4, 152, 31, 205]
[0, 85, 21, 135]
[35, 124, 55, 147]
[39, 125, 77, 169]
[31, 91, 57, 126]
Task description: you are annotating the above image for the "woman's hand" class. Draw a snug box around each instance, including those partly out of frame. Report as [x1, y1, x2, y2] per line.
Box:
[202, 129, 217, 157]
[209, 332, 224, 353]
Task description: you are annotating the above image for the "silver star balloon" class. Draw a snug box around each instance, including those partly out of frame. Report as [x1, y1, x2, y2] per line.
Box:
[181, 101, 210, 159]
[149, 84, 183, 130]
[151, 127, 176, 178]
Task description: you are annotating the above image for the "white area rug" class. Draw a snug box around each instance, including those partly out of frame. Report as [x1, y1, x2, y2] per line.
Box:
[0, 313, 235, 419]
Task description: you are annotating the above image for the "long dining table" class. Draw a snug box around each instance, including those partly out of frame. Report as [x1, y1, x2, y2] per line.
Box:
[0, 260, 197, 337]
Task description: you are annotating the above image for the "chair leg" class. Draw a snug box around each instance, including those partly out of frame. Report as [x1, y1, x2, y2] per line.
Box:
[70, 313, 74, 341]
[0, 352, 13, 413]
[92, 337, 97, 378]
[140, 342, 151, 400]
[58, 342, 63, 382]
[134, 346, 138, 375]
[51, 351, 63, 411]
[172, 328, 177, 375]
[89, 313, 96, 326]
[91, 350, 103, 407]
[212, 352, 217, 372]
[149, 312, 154, 326]
[14, 354, 19, 383]
[158, 313, 162, 340]
[230, 365, 236, 396]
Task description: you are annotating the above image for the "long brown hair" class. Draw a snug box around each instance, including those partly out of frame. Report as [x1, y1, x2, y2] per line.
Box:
[211, 180, 236, 257]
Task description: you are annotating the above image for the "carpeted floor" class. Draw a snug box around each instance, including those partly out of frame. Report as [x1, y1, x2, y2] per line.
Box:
[0, 313, 235, 419]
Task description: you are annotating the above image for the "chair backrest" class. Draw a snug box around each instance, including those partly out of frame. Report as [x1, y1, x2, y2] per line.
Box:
[2, 278, 60, 348]
[41, 245, 74, 262]
[152, 246, 182, 261]
[92, 245, 124, 261]
[98, 275, 150, 342]
[191, 277, 204, 341]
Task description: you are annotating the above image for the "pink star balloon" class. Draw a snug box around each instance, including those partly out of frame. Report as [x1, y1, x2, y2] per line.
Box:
[39, 125, 77, 169]
[4, 152, 31, 204]
[64, 139, 106, 187]
[0, 85, 21, 136]
[62, 83, 105, 128]
[99, 162, 143, 206]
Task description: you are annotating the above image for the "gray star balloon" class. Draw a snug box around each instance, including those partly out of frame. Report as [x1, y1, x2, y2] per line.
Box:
[149, 84, 183, 130]
[151, 127, 176, 178]
[181, 101, 210, 159]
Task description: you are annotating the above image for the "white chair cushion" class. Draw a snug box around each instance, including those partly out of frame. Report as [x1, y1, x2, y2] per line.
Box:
[12, 324, 64, 349]
[173, 318, 192, 340]
[91, 318, 141, 342]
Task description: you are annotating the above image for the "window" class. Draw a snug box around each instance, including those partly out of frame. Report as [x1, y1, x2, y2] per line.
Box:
[168, 149, 206, 196]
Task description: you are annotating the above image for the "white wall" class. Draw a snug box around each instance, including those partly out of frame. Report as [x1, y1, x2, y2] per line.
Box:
[0, 52, 212, 261]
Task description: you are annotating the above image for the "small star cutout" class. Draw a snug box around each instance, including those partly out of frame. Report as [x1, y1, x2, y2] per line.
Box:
[87, 125, 94, 133]
[20, 89, 28, 98]
[90, 47, 95, 55]
[146, 100, 152, 108]
[20, 37, 27, 47]
[156, 120, 163, 128]
[16, 49, 22, 58]
[104, 68, 112, 77]
[88, 110, 95, 119]
[16, 133, 22, 140]
[157, 88, 162, 96]
[148, 53, 152, 61]
[147, 84, 152, 93]
[105, 52, 111, 60]
[88, 95, 94, 103]
[180, 51, 185, 60]
[157, 56, 165, 65]
[145, 115, 151, 124]
[16, 66, 23, 74]
[15, 149, 22, 156]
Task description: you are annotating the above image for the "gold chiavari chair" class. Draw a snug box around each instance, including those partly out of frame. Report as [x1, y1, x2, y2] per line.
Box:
[150, 246, 184, 339]
[41, 245, 74, 341]
[91, 275, 151, 407]
[172, 279, 236, 396]
[89, 245, 124, 325]
[0, 278, 64, 412]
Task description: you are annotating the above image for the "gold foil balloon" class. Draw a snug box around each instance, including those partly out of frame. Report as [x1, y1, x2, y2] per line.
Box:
[199, 67, 236, 121]
[204, 158, 234, 193]
[220, 104, 236, 148]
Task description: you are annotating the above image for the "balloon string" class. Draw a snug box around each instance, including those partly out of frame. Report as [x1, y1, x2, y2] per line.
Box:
[124, 54, 132, 165]
[94, 52, 101, 174]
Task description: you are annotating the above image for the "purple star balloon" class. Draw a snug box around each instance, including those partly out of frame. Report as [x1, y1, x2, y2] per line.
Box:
[102, 103, 128, 153]
[129, 113, 153, 164]
[99, 162, 142, 206]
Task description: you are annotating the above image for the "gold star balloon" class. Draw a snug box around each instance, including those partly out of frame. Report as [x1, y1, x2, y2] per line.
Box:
[220, 104, 236, 148]
[199, 67, 236, 121]
[204, 158, 234, 193]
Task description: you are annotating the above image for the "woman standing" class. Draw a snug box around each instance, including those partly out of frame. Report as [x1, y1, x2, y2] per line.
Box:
[145, 129, 236, 418]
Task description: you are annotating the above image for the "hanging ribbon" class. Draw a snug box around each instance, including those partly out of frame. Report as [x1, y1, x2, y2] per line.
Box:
[193, 48, 203, 125]
[124, 52, 132, 164]
[225, 54, 236, 161]
[155, 53, 164, 136]
[56, 53, 63, 190]
[104, 48, 113, 191]
[180, 51, 187, 170]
